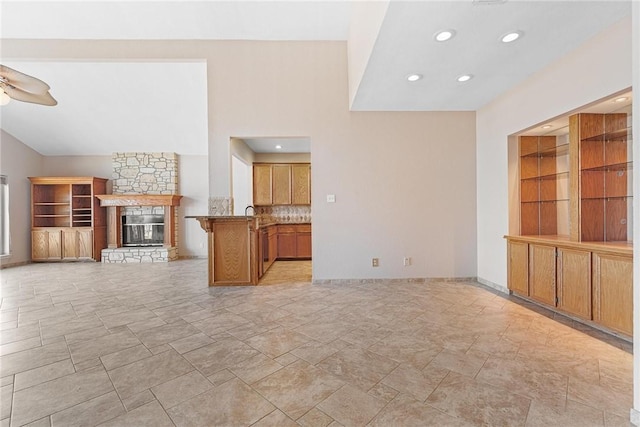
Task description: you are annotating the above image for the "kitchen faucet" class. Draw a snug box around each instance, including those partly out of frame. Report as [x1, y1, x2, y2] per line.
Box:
[245, 205, 256, 216]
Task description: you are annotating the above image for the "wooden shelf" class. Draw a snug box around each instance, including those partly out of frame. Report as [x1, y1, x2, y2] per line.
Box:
[29, 176, 108, 262]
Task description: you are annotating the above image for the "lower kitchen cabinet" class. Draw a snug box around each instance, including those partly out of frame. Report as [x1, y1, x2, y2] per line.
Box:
[277, 227, 297, 258]
[592, 253, 633, 336]
[505, 235, 632, 338]
[277, 224, 311, 259]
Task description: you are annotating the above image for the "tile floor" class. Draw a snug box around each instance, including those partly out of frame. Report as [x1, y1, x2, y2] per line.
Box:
[0, 259, 633, 426]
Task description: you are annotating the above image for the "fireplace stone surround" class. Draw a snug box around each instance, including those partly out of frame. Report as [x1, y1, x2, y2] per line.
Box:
[96, 193, 182, 263]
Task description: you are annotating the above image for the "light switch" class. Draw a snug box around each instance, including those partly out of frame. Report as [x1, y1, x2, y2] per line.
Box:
[326, 194, 336, 203]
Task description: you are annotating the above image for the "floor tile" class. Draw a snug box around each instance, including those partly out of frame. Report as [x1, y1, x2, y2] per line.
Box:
[0, 384, 12, 420]
[168, 332, 214, 354]
[381, 363, 448, 402]
[245, 326, 310, 357]
[370, 393, 471, 427]
[317, 347, 398, 391]
[317, 384, 386, 426]
[183, 337, 259, 377]
[167, 378, 275, 426]
[253, 359, 344, 420]
[252, 409, 298, 427]
[228, 353, 283, 384]
[14, 358, 75, 391]
[68, 329, 141, 364]
[0, 336, 42, 357]
[135, 319, 200, 348]
[296, 407, 334, 427]
[150, 370, 213, 409]
[49, 391, 125, 427]
[0, 341, 69, 377]
[426, 372, 531, 426]
[100, 344, 152, 371]
[525, 399, 604, 427]
[98, 400, 174, 427]
[11, 367, 113, 426]
[108, 349, 193, 399]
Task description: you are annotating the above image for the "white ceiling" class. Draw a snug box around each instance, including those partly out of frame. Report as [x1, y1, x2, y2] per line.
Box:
[0, 1, 633, 156]
[242, 137, 311, 154]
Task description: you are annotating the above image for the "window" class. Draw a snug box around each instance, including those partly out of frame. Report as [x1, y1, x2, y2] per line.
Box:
[0, 175, 9, 256]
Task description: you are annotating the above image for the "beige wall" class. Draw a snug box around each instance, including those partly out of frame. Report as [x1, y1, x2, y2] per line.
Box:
[0, 130, 44, 266]
[3, 38, 477, 280]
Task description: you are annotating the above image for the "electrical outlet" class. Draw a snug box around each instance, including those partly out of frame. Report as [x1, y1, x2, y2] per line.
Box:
[403, 257, 411, 266]
[372, 258, 379, 267]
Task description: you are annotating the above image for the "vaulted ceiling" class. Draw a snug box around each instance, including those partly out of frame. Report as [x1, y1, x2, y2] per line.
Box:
[0, 1, 632, 156]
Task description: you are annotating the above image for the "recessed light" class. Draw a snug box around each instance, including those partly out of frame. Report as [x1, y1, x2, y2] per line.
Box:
[407, 74, 423, 82]
[541, 125, 552, 129]
[501, 31, 522, 43]
[434, 30, 456, 42]
[457, 74, 473, 82]
[613, 96, 628, 103]
[275, 145, 282, 150]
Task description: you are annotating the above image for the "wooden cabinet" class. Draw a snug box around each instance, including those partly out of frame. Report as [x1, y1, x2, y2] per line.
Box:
[253, 163, 311, 206]
[29, 177, 107, 262]
[253, 165, 273, 206]
[505, 235, 632, 337]
[272, 165, 292, 205]
[572, 113, 632, 242]
[519, 136, 569, 236]
[32, 229, 62, 260]
[557, 248, 591, 320]
[592, 252, 633, 336]
[277, 226, 297, 258]
[292, 164, 311, 205]
[277, 224, 311, 259]
[507, 240, 529, 296]
[528, 244, 556, 306]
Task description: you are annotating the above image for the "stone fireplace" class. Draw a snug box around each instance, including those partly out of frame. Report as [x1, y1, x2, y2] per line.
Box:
[97, 152, 182, 263]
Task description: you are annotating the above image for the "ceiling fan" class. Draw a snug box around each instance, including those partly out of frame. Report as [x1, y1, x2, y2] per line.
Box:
[0, 64, 57, 106]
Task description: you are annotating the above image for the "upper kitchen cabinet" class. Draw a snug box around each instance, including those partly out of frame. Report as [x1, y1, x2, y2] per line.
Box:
[253, 163, 311, 206]
[291, 164, 311, 205]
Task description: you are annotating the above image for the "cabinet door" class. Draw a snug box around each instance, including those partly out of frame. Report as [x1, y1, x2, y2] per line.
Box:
[529, 244, 556, 306]
[277, 229, 296, 258]
[272, 165, 292, 205]
[32, 230, 56, 260]
[77, 229, 94, 259]
[268, 229, 278, 265]
[292, 164, 311, 205]
[592, 253, 632, 336]
[253, 165, 272, 205]
[296, 232, 312, 258]
[507, 241, 529, 296]
[62, 229, 78, 259]
[557, 248, 591, 320]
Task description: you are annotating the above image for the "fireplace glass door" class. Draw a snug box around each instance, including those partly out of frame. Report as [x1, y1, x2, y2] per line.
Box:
[122, 214, 165, 247]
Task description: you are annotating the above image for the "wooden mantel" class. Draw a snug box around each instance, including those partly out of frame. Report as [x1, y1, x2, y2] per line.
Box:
[95, 194, 182, 207]
[95, 194, 183, 248]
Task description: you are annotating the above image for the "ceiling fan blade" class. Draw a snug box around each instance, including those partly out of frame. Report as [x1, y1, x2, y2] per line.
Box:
[0, 64, 51, 95]
[3, 85, 57, 106]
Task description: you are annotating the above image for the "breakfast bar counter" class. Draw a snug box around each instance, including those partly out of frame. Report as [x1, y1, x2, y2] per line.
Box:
[188, 216, 259, 286]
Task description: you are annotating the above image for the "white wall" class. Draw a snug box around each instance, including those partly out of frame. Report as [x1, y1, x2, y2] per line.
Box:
[632, 1, 640, 420]
[178, 154, 209, 258]
[0, 130, 44, 266]
[476, 17, 632, 289]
